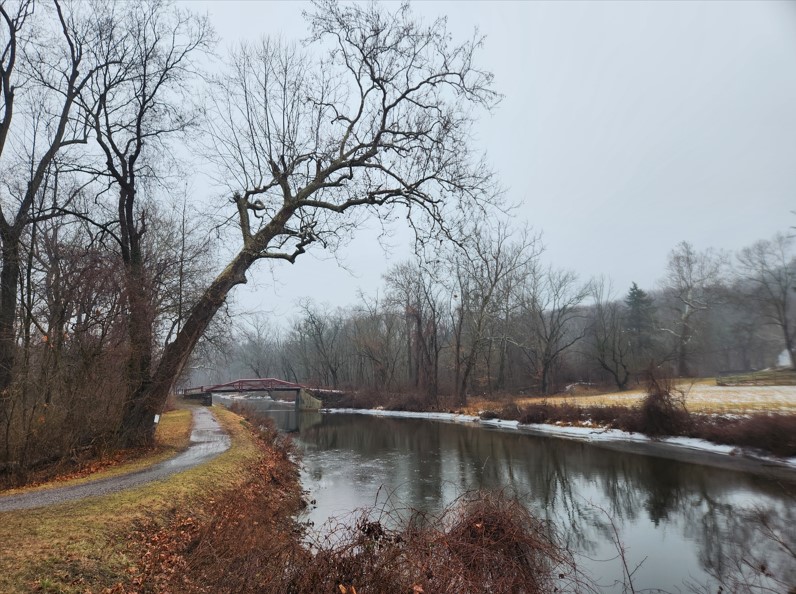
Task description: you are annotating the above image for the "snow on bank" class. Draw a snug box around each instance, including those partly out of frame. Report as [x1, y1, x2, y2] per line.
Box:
[324, 407, 796, 471]
[326, 408, 479, 424]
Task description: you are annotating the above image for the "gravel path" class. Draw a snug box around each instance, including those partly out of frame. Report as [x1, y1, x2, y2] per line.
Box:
[0, 407, 230, 512]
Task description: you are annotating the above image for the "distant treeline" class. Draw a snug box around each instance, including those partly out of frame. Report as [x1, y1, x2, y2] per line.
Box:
[193, 233, 795, 404]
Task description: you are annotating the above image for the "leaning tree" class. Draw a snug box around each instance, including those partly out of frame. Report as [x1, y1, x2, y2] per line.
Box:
[108, 0, 499, 445]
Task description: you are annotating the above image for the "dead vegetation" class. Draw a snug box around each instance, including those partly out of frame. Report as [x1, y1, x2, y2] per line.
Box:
[125, 489, 583, 594]
[496, 373, 796, 457]
[686, 414, 796, 458]
[637, 373, 691, 437]
[107, 408, 584, 594]
[332, 390, 444, 413]
[283, 493, 583, 594]
[107, 415, 303, 594]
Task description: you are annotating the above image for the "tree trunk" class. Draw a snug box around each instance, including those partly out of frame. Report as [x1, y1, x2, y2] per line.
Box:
[118, 259, 155, 446]
[608, 363, 629, 391]
[676, 327, 691, 378]
[540, 361, 551, 395]
[0, 232, 20, 393]
[457, 356, 475, 407]
[782, 319, 796, 370]
[119, 249, 255, 447]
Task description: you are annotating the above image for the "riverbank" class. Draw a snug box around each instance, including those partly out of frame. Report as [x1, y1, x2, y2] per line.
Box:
[0, 402, 604, 593]
[327, 379, 796, 468]
[324, 407, 796, 482]
[2, 401, 790, 592]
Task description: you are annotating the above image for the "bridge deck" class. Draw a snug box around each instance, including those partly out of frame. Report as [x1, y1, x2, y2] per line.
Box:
[183, 378, 304, 395]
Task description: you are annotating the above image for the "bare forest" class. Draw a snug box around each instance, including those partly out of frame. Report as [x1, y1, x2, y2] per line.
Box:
[195, 235, 796, 401]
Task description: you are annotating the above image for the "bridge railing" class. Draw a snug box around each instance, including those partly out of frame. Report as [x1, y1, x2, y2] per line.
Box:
[180, 378, 305, 395]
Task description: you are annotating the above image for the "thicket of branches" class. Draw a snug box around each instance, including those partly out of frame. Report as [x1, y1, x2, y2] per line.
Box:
[0, 0, 505, 476]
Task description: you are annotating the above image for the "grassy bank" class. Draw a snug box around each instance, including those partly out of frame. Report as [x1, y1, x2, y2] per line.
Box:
[334, 378, 796, 458]
[0, 407, 272, 593]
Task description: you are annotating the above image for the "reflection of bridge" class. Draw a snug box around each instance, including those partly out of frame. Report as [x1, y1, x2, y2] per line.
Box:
[181, 378, 322, 409]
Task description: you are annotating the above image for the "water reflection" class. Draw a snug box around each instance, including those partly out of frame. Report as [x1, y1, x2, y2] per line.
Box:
[214, 395, 323, 433]
[224, 404, 795, 592]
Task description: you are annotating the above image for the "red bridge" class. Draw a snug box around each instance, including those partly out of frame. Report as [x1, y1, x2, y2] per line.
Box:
[183, 377, 305, 396]
[181, 378, 323, 410]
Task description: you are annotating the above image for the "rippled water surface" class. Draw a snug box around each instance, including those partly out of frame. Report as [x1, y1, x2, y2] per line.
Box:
[219, 397, 795, 593]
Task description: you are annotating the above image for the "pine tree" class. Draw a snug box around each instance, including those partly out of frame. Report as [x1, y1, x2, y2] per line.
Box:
[624, 282, 656, 366]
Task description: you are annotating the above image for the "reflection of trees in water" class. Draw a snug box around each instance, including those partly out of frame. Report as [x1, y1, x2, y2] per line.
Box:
[641, 461, 688, 525]
[681, 491, 795, 591]
[295, 414, 795, 589]
[680, 486, 733, 580]
[598, 461, 642, 522]
[450, 427, 603, 552]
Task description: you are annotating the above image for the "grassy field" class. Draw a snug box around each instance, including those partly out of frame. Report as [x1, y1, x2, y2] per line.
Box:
[466, 374, 796, 416]
[529, 384, 796, 414]
[0, 406, 262, 594]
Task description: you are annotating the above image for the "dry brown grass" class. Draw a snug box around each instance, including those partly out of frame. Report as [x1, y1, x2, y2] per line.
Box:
[501, 386, 796, 457]
[466, 382, 796, 416]
[130, 486, 581, 594]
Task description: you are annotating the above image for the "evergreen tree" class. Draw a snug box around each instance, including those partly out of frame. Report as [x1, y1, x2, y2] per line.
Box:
[624, 282, 656, 368]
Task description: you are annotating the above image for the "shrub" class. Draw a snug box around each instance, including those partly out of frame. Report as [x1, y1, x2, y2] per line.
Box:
[281, 492, 579, 594]
[689, 414, 796, 457]
[636, 372, 691, 437]
[515, 402, 584, 425]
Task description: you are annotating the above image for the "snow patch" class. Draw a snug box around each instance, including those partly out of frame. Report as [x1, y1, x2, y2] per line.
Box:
[479, 418, 520, 429]
[324, 408, 479, 424]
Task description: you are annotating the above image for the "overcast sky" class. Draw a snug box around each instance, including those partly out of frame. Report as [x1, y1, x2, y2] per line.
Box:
[188, 0, 796, 320]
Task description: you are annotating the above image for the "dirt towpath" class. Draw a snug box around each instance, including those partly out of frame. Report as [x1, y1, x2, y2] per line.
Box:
[0, 407, 230, 512]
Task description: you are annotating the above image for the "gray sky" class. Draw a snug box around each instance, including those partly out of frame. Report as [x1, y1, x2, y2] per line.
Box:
[188, 0, 796, 319]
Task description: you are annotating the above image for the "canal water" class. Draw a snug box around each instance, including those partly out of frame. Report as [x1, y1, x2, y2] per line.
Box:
[216, 396, 795, 593]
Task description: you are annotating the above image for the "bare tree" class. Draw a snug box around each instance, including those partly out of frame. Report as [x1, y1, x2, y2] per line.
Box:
[385, 261, 445, 401]
[235, 315, 275, 380]
[447, 224, 540, 405]
[513, 267, 590, 395]
[0, 0, 106, 393]
[79, 0, 213, 445]
[292, 301, 347, 389]
[736, 232, 796, 369]
[660, 241, 726, 377]
[589, 278, 631, 391]
[349, 293, 403, 391]
[117, 1, 500, 436]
